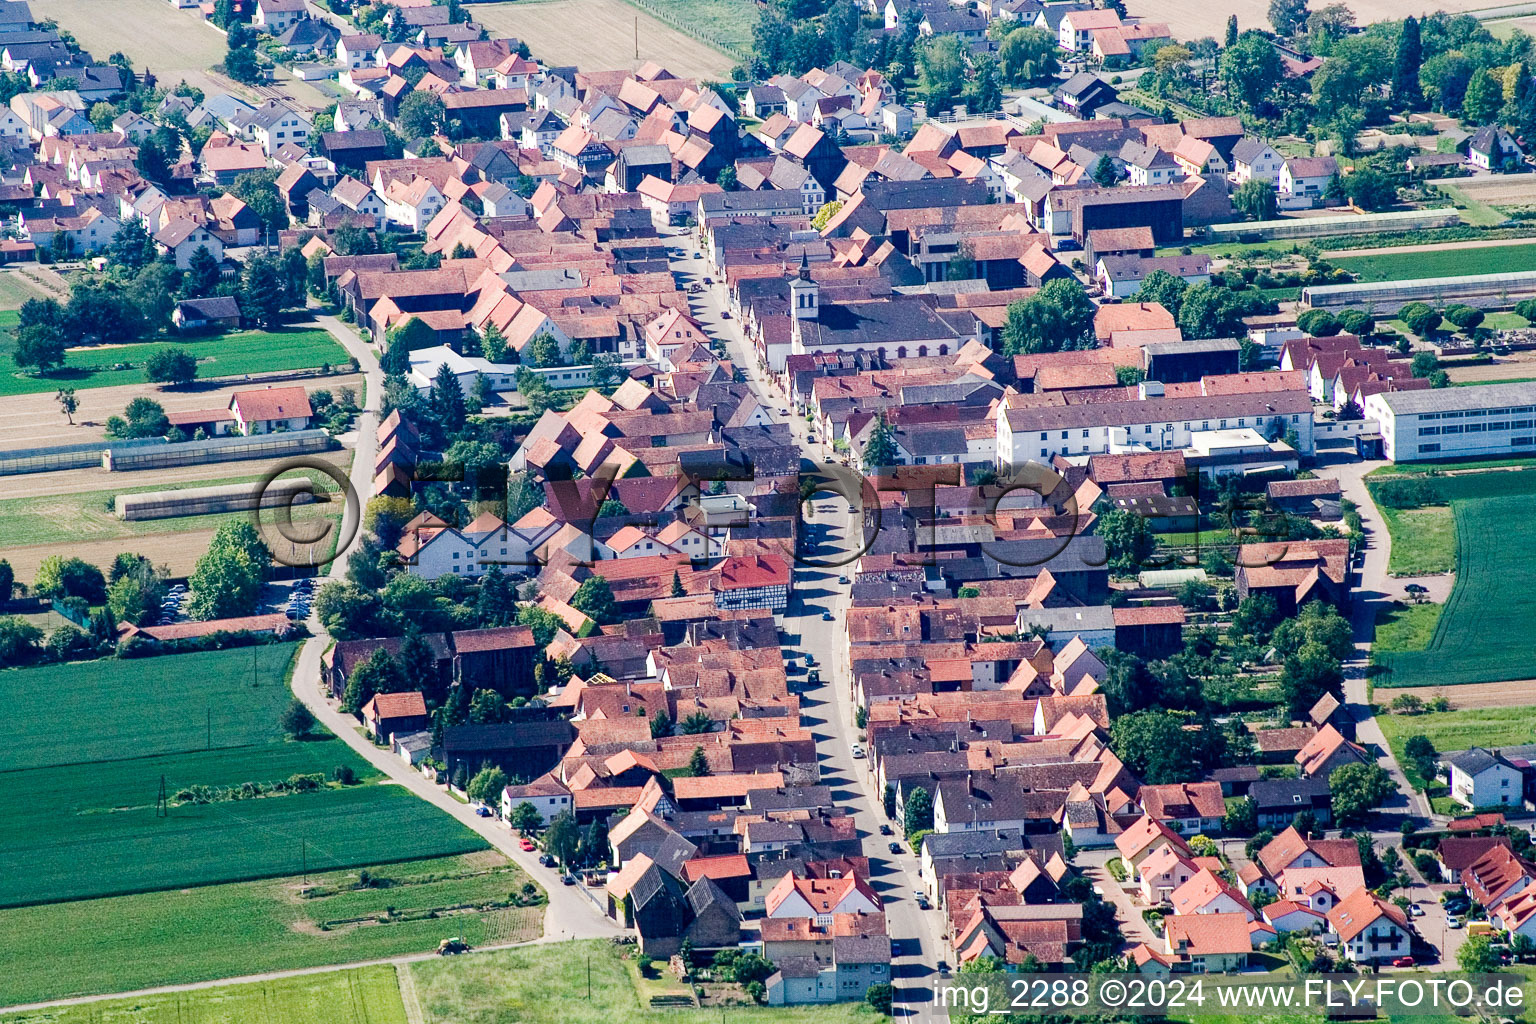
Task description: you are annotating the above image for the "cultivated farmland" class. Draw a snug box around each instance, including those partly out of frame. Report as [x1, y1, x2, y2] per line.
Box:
[0, 964, 411, 1024]
[0, 854, 538, 1005]
[471, 0, 738, 81]
[1331, 241, 1536, 284]
[0, 646, 486, 908]
[1371, 470, 1536, 687]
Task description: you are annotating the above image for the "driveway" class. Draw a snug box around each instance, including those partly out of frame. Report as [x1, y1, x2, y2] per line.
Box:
[1075, 849, 1156, 947]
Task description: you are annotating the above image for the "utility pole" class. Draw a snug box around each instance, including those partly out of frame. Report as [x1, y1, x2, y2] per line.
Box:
[634, 16, 639, 61]
[302, 839, 307, 884]
[156, 774, 168, 818]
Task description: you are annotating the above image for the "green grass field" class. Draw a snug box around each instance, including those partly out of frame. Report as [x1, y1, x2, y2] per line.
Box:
[1372, 602, 1442, 657]
[0, 327, 349, 397]
[1375, 504, 1456, 576]
[0, 965, 410, 1024]
[0, 272, 51, 310]
[1331, 242, 1536, 283]
[1372, 471, 1536, 686]
[0, 469, 342, 548]
[0, 646, 486, 907]
[0, 854, 539, 1005]
[1378, 707, 1536, 772]
[624, 0, 758, 55]
[411, 942, 876, 1024]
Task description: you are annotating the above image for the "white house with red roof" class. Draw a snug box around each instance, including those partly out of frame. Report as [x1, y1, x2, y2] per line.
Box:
[1262, 899, 1328, 936]
[1327, 887, 1410, 963]
[765, 873, 880, 925]
[714, 554, 790, 611]
[645, 307, 711, 368]
[229, 386, 313, 434]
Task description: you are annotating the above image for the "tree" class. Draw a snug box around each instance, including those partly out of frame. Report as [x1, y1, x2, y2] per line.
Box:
[467, 764, 509, 806]
[1091, 153, 1119, 188]
[1329, 762, 1393, 824]
[571, 575, 620, 624]
[224, 41, 260, 84]
[1444, 304, 1485, 332]
[527, 331, 563, 368]
[904, 785, 934, 837]
[1463, 67, 1503, 124]
[1393, 15, 1424, 110]
[480, 322, 508, 362]
[998, 26, 1058, 85]
[715, 166, 737, 191]
[688, 744, 711, 777]
[1281, 643, 1343, 718]
[106, 557, 165, 626]
[1233, 179, 1278, 221]
[650, 709, 673, 738]
[1000, 278, 1094, 354]
[14, 321, 65, 372]
[1096, 506, 1154, 571]
[0, 616, 43, 667]
[343, 646, 404, 712]
[398, 91, 448, 140]
[0, 559, 11, 604]
[1344, 166, 1397, 211]
[1225, 14, 1239, 48]
[1410, 350, 1441, 378]
[1459, 933, 1501, 973]
[1134, 269, 1188, 317]
[811, 200, 843, 231]
[1268, 0, 1308, 36]
[544, 810, 581, 865]
[680, 711, 716, 734]
[1110, 709, 1228, 784]
[499, 800, 545, 836]
[281, 698, 316, 738]
[240, 254, 284, 329]
[429, 362, 467, 435]
[1221, 32, 1284, 109]
[863, 414, 899, 470]
[188, 521, 272, 619]
[917, 34, 966, 111]
[966, 55, 1001, 113]
[184, 245, 223, 298]
[33, 556, 107, 603]
[145, 347, 198, 386]
[469, 688, 507, 724]
[55, 387, 78, 425]
[1297, 308, 1340, 337]
[1337, 309, 1375, 335]
[1273, 600, 1353, 661]
[866, 983, 893, 1015]
[109, 220, 157, 272]
[1401, 304, 1441, 338]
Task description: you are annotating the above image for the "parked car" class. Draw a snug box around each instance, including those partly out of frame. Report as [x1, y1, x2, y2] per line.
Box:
[562, 874, 577, 886]
[821, 611, 834, 621]
[476, 806, 492, 817]
[851, 744, 865, 759]
[539, 853, 556, 867]
[804, 653, 816, 666]
[1409, 904, 1426, 917]
[888, 841, 902, 854]
[879, 824, 893, 836]
[1391, 957, 1416, 968]
[916, 894, 930, 910]
[1448, 917, 1464, 929]
[838, 575, 849, 584]
[519, 837, 535, 851]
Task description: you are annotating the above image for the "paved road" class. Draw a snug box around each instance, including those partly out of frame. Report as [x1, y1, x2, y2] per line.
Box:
[295, 315, 623, 941]
[1320, 454, 1434, 822]
[673, 231, 949, 1022]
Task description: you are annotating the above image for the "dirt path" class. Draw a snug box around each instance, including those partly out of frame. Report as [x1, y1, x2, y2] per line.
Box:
[1380, 679, 1536, 707]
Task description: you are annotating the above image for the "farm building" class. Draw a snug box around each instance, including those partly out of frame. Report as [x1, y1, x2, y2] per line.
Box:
[173, 296, 243, 332]
[1362, 380, 1536, 463]
[0, 436, 166, 476]
[114, 478, 319, 520]
[102, 429, 338, 471]
[1302, 270, 1536, 311]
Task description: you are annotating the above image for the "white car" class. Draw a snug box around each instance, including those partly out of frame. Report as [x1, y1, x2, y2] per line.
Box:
[851, 745, 865, 759]
[1448, 917, 1464, 929]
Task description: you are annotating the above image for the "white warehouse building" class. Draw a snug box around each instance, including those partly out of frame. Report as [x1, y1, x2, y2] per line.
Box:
[1362, 381, 1536, 462]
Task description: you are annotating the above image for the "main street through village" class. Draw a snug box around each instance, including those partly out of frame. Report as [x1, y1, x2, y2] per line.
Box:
[675, 230, 949, 1021]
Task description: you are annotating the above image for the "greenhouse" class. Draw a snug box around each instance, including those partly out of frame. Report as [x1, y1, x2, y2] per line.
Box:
[103, 429, 338, 471]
